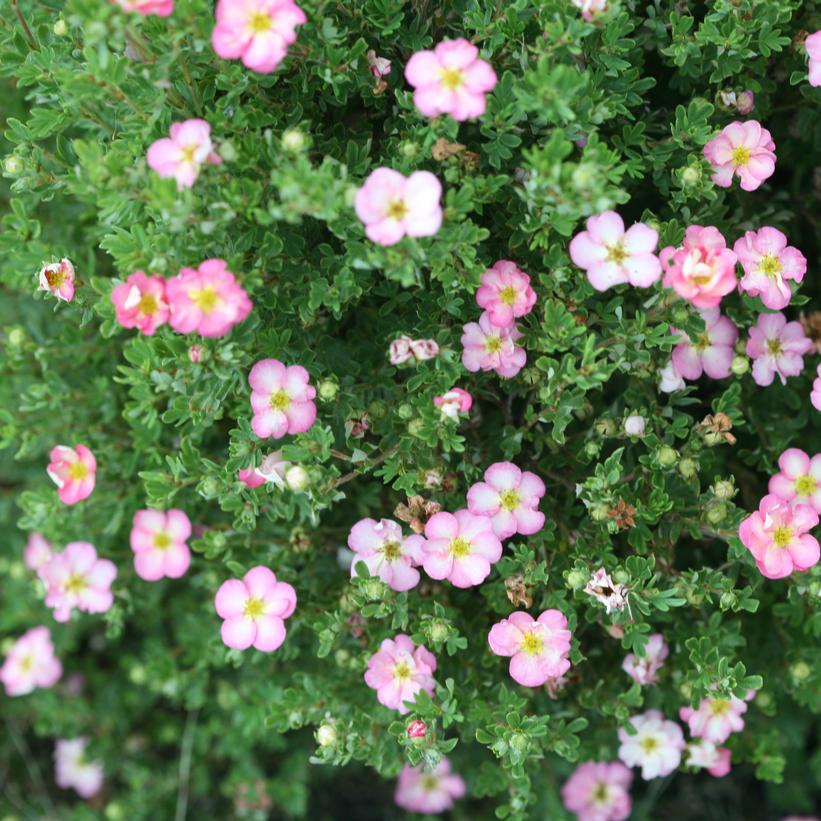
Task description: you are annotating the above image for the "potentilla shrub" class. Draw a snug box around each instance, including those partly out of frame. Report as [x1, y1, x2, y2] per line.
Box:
[1, 0, 821, 819]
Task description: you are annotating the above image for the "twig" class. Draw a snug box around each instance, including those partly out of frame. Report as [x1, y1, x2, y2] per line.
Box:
[174, 709, 199, 821]
[11, 1, 38, 51]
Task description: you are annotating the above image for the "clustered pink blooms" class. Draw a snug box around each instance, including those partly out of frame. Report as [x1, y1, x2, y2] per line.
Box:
[24, 533, 53, 572]
[461, 311, 526, 378]
[769, 449, 821, 513]
[111, 271, 170, 335]
[212, 0, 306, 74]
[38, 258, 75, 302]
[364, 634, 436, 714]
[434, 387, 473, 420]
[746, 311, 813, 387]
[671, 307, 738, 381]
[808, 31, 821, 87]
[622, 633, 668, 686]
[389, 335, 439, 365]
[679, 692, 750, 744]
[248, 357, 317, 439]
[476, 260, 537, 327]
[569, 211, 661, 292]
[47, 445, 96, 506]
[355, 168, 443, 246]
[54, 738, 104, 798]
[617, 710, 685, 780]
[147, 119, 221, 190]
[348, 518, 425, 592]
[685, 740, 732, 777]
[488, 610, 571, 687]
[561, 761, 633, 821]
[130, 509, 192, 581]
[703, 120, 776, 191]
[394, 758, 466, 814]
[405, 38, 497, 121]
[734, 227, 806, 310]
[0, 627, 62, 696]
[113, 0, 173, 15]
[214, 566, 297, 651]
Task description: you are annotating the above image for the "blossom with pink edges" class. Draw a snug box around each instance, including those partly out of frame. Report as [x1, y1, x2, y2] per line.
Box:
[238, 466, 267, 488]
[488, 610, 571, 687]
[733, 227, 806, 310]
[622, 633, 668, 686]
[660, 225, 737, 309]
[364, 634, 436, 714]
[671, 307, 738, 381]
[367, 50, 391, 79]
[214, 566, 297, 652]
[659, 359, 685, 393]
[808, 31, 821, 86]
[461, 312, 526, 378]
[569, 211, 661, 292]
[394, 758, 466, 814]
[354, 168, 442, 246]
[685, 740, 732, 777]
[434, 387, 473, 420]
[130, 509, 192, 581]
[113, 0, 172, 14]
[475, 260, 537, 327]
[738, 493, 820, 579]
[405, 38, 497, 121]
[166, 259, 252, 338]
[239, 451, 291, 489]
[0, 627, 62, 696]
[561, 761, 633, 821]
[769, 448, 821, 513]
[407, 719, 427, 739]
[703, 120, 776, 191]
[571, 0, 609, 20]
[420, 509, 503, 588]
[466, 461, 546, 540]
[111, 271, 170, 335]
[746, 311, 813, 387]
[348, 517, 425, 592]
[24, 533, 53, 573]
[679, 693, 749, 744]
[38, 259, 75, 302]
[617, 710, 685, 780]
[812, 364, 821, 411]
[248, 358, 317, 439]
[147, 119, 221, 190]
[212, 0, 306, 74]
[47, 445, 96, 505]
[54, 738, 104, 798]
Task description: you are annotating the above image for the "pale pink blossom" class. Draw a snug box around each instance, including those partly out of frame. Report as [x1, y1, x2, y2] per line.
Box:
[703, 120, 776, 191]
[38, 259, 75, 302]
[364, 634, 436, 714]
[461, 312, 526, 378]
[24, 533, 53, 572]
[733, 227, 806, 310]
[671, 307, 738, 380]
[166, 259, 252, 338]
[147, 119, 221, 190]
[407, 720, 427, 739]
[47, 445, 96, 506]
[367, 50, 391, 79]
[746, 311, 813, 386]
[54, 738, 104, 798]
[111, 271, 170, 335]
[617, 710, 685, 780]
[405, 38, 497, 121]
[409, 338, 439, 361]
[736, 91, 755, 115]
[434, 387, 473, 420]
[623, 415, 645, 437]
[569, 211, 661, 292]
[113, 0, 173, 15]
[257, 450, 291, 486]
[812, 364, 821, 411]
[475, 260, 537, 327]
[561, 761, 633, 821]
[466, 461, 546, 539]
[660, 226, 737, 308]
[394, 758, 466, 814]
[585, 568, 629, 614]
[130, 509, 192, 581]
[420, 509, 503, 588]
[769, 448, 821, 512]
[348, 518, 425, 592]
[0, 627, 62, 696]
[214, 566, 297, 651]
[354, 168, 442, 246]
[685, 740, 731, 777]
[738, 493, 820, 579]
[807, 31, 821, 87]
[571, 0, 609, 20]
[212, 0, 306, 74]
[658, 359, 685, 393]
[622, 633, 668, 686]
[679, 693, 748, 744]
[389, 335, 414, 364]
[488, 610, 571, 687]
[248, 358, 317, 439]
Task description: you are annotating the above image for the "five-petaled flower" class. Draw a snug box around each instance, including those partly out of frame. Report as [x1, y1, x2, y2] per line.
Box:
[475, 260, 537, 327]
[130, 509, 192, 581]
[364, 634, 436, 714]
[617, 710, 685, 780]
[734, 227, 806, 310]
[768, 448, 821, 513]
[248, 357, 317, 439]
[746, 311, 813, 387]
[38, 259, 75, 302]
[54, 738, 104, 798]
[671, 308, 738, 381]
[111, 271, 170, 336]
[47, 445, 97, 506]
[0, 626, 62, 697]
[703, 120, 776, 191]
[147, 119, 221, 190]
[561, 761, 633, 821]
[461, 312, 526, 378]
[348, 517, 425, 592]
[394, 758, 466, 814]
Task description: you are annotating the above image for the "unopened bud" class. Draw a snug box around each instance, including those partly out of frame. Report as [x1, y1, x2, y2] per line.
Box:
[407, 720, 427, 739]
[53, 18, 68, 36]
[679, 458, 698, 479]
[658, 446, 678, 467]
[315, 723, 338, 748]
[285, 465, 309, 491]
[282, 129, 307, 152]
[730, 355, 749, 376]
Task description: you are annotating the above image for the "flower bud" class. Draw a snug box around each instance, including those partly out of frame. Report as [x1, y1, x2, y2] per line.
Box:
[368, 399, 388, 420]
[407, 720, 427, 739]
[427, 619, 450, 643]
[624, 414, 645, 437]
[407, 418, 424, 437]
[217, 140, 238, 162]
[285, 465, 309, 491]
[281, 129, 307, 152]
[566, 569, 587, 590]
[362, 578, 386, 600]
[730, 355, 749, 376]
[595, 418, 617, 436]
[318, 380, 338, 401]
[705, 501, 727, 525]
[510, 732, 529, 753]
[590, 504, 610, 522]
[681, 164, 701, 185]
[719, 591, 737, 610]
[713, 479, 735, 500]
[315, 723, 338, 748]
[679, 458, 698, 479]
[3, 155, 23, 175]
[657, 446, 678, 467]
[736, 90, 755, 115]
[400, 141, 419, 158]
[790, 661, 811, 681]
[53, 18, 68, 36]
[188, 344, 203, 363]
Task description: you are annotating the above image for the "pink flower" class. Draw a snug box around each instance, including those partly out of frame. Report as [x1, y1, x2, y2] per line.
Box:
[238, 466, 266, 488]
[475, 260, 537, 327]
[585, 568, 629, 614]
[420, 509, 503, 588]
[769, 448, 821, 513]
[466, 461, 546, 539]
[38, 259, 75, 302]
[389, 335, 414, 364]
[461, 312, 526, 378]
[212, 0, 306, 74]
[130, 509, 192, 581]
[671, 307, 738, 380]
[685, 741, 732, 777]
[394, 758, 466, 814]
[407, 719, 427, 739]
[807, 31, 821, 86]
[434, 387, 473, 420]
[166, 259, 252, 338]
[147, 119, 221, 190]
[364, 634, 436, 714]
[733, 227, 806, 310]
[622, 633, 669, 686]
[736, 90, 755, 115]
[405, 38, 496, 121]
[188, 344, 204, 362]
[24, 533, 53, 572]
[571, 0, 609, 20]
[111, 271, 170, 335]
[47, 445, 96, 505]
[488, 610, 571, 687]
[409, 338, 439, 361]
[679, 693, 748, 744]
[703, 120, 776, 191]
[660, 225, 737, 309]
[746, 311, 813, 386]
[569, 211, 661, 292]
[354, 168, 442, 246]
[617, 710, 685, 780]
[348, 518, 425, 592]
[367, 50, 391, 79]
[0, 627, 62, 696]
[812, 364, 821, 411]
[561, 761, 633, 821]
[214, 566, 297, 651]
[738, 493, 820, 579]
[54, 738, 104, 798]
[248, 358, 317, 439]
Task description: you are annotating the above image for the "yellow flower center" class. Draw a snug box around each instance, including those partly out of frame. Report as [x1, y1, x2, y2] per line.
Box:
[759, 254, 781, 278]
[731, 146, 751, 166]
[181, 144, 198, 164]
[420, 774, 439, 791]
[592, 783, 609, 803]
[606, 243, 628, 265]
[19, 654, 34, 672]
[639, 736, 659, 753]
[450, 537, 471, 558]
[519, 631, 543, 655]
[269, 389, 291, 411]
[709, 698, 731, 716]
[138, 293, 158, 315]
[772, 526, 793, 548]
[499, 489, 520, 511]
[393, 661, 413, 681]
[499, 286, 518, 306]
[65, 572, 86, 595]
[46, 268, 66, 288]
[766, 338, 782, 356]
[248, 10, 271, 34]
[439, 67, 464, 90]
[382, 541, 401, 561]
[68, 462, 88, 481]
[154, 531, 172, 550]
[694, 332, 710, 352]
[191, 285, 219, 314]
[243, 597, 265, 618]
[795, 475, 816, 496]
[485, 335, 503, 354]
[386, 198, 408, 221]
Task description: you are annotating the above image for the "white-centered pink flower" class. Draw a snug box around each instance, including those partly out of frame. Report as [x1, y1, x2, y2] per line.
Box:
[24, 533, 53, 572]
[475, 260, 537, 327]
[38, 259, 75, 302]
[354, 168, 442, 246]
[394, 758, 466, 814]
[461, 312, 526, 378]
[214, 566, 297, 652]
[671, 307, 738, 380]
[733, 227, 806, 310]
[703, 120, 776, 191]
[679, 692, 749, 744]
[348, 518, 425, 592]
[808, 31, 821, 87]
[769, 448, 821, 513]
[617, 710, 685, 780]
[622, 633, 668, 686]
[147, 119, 221, 190]
[111, 271, 170, 335]
[561, 761, 633, 821]
[54, 738, 104, 799]
[47, 445, 96, 506]
[405, 38, 497, 121]
[685, 740, 732, 777]
[0, 627, 62, 696]
[130, 509, 192, 581]
[746, 311, 813, 387]
[569, 211, 661, 292]
[364, 634, 436, 714]
[434, 387, 473, 420]
[248, 357, 317, 439]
